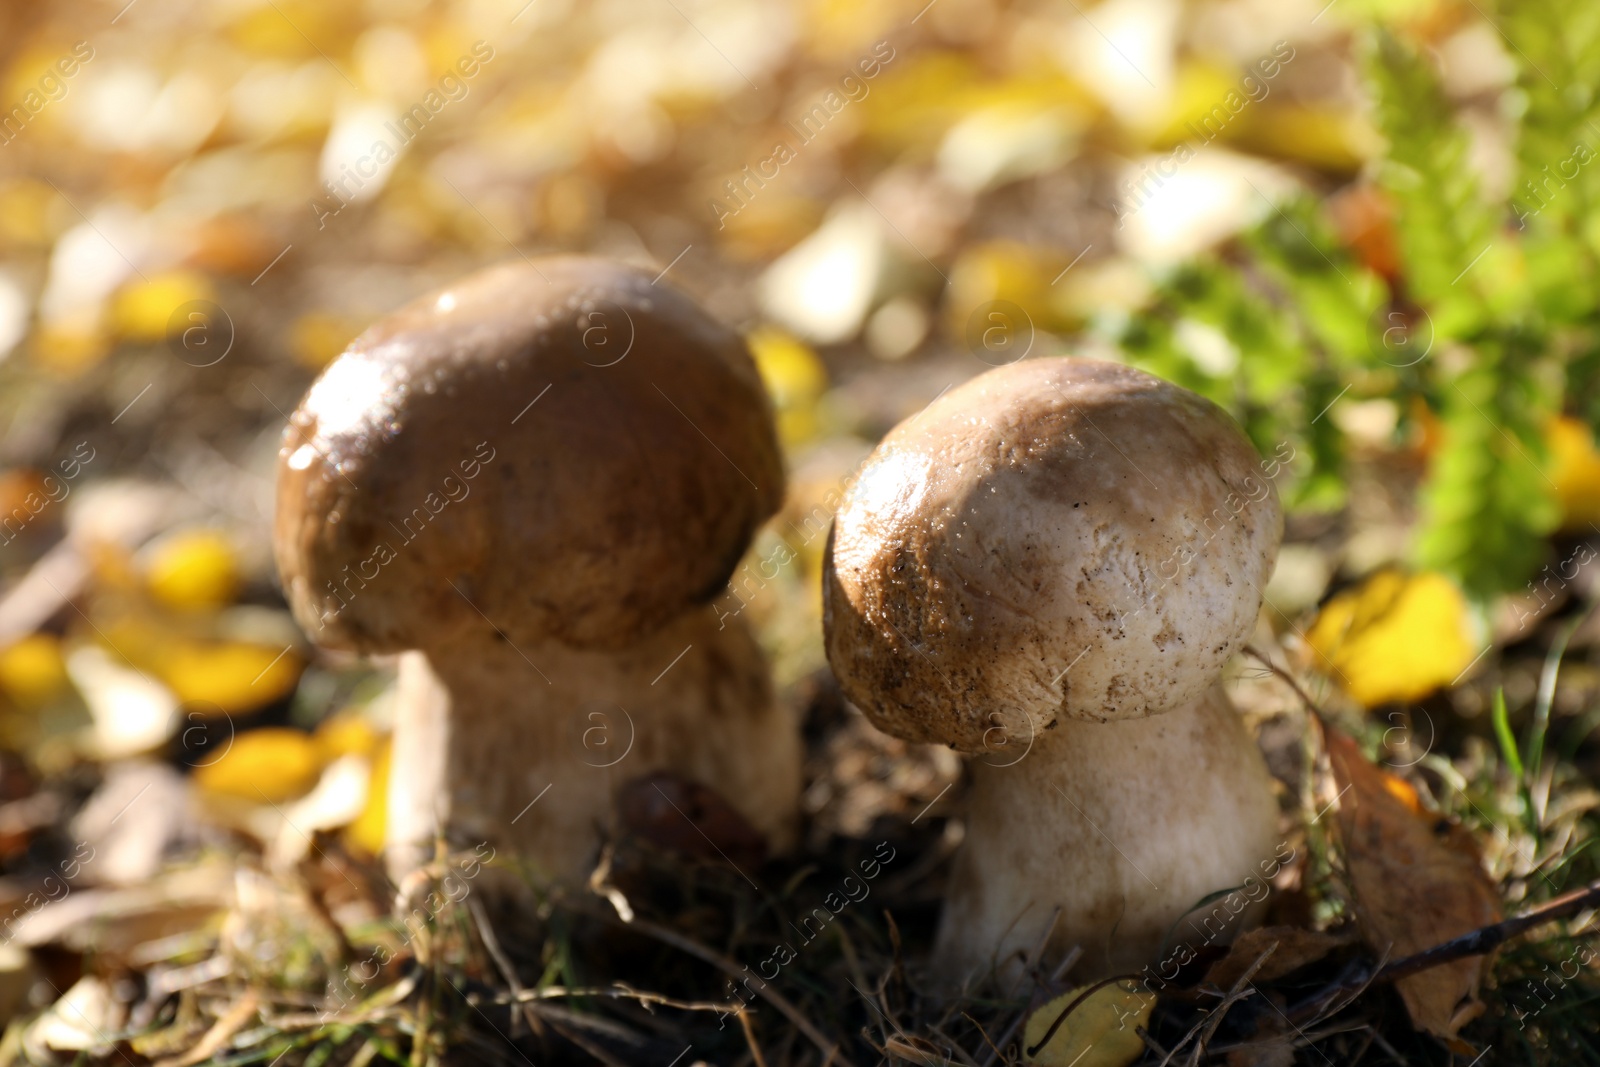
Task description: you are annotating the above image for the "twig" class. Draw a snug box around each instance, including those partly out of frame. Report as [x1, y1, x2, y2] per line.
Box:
[155, 990, 261, 1067]
[1010, 907, 1061, 999]
[927, 1023, 983, 1067]
[979, 941, 1082, 1067]
[1374, 877, 1600, 984]
[1244, 647, 1329, 723]
[1285, 878, 1600, 1024]
[1285, 946, 1392, 1027]
[960, 1011, 1006, 1064]
[501, 984, 739, 1014]
[580, 905, 856, 1067]
[467, 898, 544, 1038]
[1159, 944, 1271, 1067]
[740, 1008, 772, 1067]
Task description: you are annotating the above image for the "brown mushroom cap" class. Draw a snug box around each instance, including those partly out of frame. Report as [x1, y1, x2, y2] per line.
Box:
[823, 357, 1281, 752]
[275, 257, 784, 653]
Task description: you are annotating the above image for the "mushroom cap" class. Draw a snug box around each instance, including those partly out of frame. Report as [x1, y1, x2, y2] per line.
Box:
[275, 257, 784, 654]
[822, 357, 1281, 751]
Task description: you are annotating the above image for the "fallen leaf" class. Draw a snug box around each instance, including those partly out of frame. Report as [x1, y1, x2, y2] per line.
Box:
[160, 638, 301, 712]
[72, 761, 200, 885]
[11, 862, 235, 954]
[1305, 569, 1478, 707]
[67, 644, 180, 759]
[315, 712, 380, 760]
[26, 976, 118, 1054]
[270, 754, 371, 866]
[1204, 925, 1352, 990]
[345, 736, 390, 856]
[113, 271, 215, 343]
[1022, 981, 1155, 1067]
[1326, 728, 1502, 1037]
[748, 327, 828, 446]
[1329, 185, 1400, 284]
[194, 727, 323, 803]
[143, 529, 240, 611]
[0, 633, 70, 710]
[1548, 415, 1600, 531]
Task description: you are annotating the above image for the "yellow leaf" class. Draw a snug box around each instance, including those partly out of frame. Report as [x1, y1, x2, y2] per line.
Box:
[1305, 570, 1477, 707]
[0, 634, 69, 710]
[1548, 416, 1600, 531]
[1231, 105, 1376, 173]
[315, 713, 379, 760]
[195, 727, 323, 802]
[1149, 61, 1242, 146]
[1023, 982, 1155, 1067]
[345, 738, 390, 855]
[748, 327, 828, 446]
[145, 530, 240, 611]
[94, 611, 301, 716]
[946, 240, 1078, 342]
[112, 272, 216, 343]
[161, 640, 301, 713]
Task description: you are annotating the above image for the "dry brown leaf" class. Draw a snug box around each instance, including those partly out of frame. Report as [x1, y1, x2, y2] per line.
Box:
[1327, 728, 1502, 1037]
[1204, 925, 1352, 990]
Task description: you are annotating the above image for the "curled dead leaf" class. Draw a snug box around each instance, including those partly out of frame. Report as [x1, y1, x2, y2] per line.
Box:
[1327, 728, 1502, 1037]
[1203, 925, 1353, 990]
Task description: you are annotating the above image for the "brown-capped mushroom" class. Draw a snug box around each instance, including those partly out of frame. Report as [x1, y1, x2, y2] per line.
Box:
[822, 357, 1282, 982]
[274, 256, 799, 882]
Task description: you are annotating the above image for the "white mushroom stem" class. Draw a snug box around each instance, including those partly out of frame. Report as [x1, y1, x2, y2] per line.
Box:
[933, 684, 1280, 985]
[383, 608, 801, 885]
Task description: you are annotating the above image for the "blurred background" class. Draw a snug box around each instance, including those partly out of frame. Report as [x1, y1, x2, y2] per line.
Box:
[2, 0, 1600, 1061]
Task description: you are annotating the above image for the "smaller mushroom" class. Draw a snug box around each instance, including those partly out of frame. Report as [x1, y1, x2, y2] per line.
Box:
[823, 357, 1282, 982]
[274, 257, 799, 883]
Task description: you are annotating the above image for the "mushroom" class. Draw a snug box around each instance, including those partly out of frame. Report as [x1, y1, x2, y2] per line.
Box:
[822, 357, 1282, 982]
[274, 256, 799, 882]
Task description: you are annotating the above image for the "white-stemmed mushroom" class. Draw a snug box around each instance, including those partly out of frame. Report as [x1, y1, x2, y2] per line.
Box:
[823, 357, 1282, 982]
[275, 256, 801, 884]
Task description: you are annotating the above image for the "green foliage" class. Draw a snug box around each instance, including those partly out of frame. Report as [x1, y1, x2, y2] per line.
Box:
[1367, 28, 1503, 335]
[1113, 12, 1600, 598]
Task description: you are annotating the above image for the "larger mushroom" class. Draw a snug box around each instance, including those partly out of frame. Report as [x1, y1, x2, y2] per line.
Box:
[274, 256, 800, 883]
[823, 357, 1282, 982]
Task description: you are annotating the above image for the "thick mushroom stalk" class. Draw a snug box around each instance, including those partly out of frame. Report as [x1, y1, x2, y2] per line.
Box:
[387, 607, 800, 882]
[823, 358, 1283, 984]
[935, 685, 1278, 980]
[274, 256, 799, 884]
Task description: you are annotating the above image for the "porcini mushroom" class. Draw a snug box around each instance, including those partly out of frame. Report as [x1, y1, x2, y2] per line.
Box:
[274, 256, 800, 882]
[822, 357, 1282, 982]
